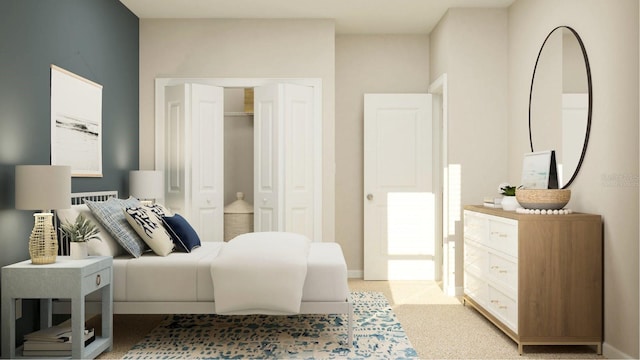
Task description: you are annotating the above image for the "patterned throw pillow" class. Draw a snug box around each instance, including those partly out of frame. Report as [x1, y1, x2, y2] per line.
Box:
[85, 197, 148, 257]
[144, 203, 172, 219]
[124, 206, 174, 256]
[161, 214, 201, 252]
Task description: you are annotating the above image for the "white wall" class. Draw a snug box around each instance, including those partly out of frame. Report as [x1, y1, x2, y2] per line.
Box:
[335, 34, 430, 273]
[508, 0, 639, 358]
[429, 8, 509, 289]
[139, 19, 336, 242]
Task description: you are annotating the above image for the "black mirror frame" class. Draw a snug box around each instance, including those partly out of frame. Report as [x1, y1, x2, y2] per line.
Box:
[528, 25, 592, 189]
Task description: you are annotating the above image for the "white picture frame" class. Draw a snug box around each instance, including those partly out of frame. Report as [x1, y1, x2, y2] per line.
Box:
[50, 65, 103, 177]
[521, 150, 559, 189]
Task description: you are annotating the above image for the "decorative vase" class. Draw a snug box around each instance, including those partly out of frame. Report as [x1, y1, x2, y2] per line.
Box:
[70, 242, 88, 260]
[501, 196, 520, 211]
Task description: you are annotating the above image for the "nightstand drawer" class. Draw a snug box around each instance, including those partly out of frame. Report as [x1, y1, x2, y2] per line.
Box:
[83, 267, 110, 294]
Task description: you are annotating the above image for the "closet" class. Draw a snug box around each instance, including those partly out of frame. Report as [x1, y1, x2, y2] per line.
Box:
[155, 81, 319, 243]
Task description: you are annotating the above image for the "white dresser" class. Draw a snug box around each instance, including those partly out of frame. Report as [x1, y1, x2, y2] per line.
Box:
[463, 205, 602, 354]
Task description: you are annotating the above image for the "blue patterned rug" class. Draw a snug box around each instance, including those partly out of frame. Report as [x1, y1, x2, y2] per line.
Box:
[123, 292, 417, 359]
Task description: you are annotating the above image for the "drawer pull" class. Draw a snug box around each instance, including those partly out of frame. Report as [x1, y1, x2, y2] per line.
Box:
[490, 265, 499, 269]
[490, 299, 499, 304]
[499, 270, 508, 274]
[96, 274, 101, 286]
[499, 305, 508, 309]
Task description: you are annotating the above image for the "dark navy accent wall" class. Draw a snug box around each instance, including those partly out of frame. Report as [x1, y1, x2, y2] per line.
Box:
[0, 0, 139, 349]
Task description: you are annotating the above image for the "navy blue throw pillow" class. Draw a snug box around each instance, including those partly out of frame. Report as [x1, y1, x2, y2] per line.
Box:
[161, 214, 201, 252]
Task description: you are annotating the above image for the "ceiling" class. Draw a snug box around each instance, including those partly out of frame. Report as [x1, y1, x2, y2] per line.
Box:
[119, 0, 515, 34]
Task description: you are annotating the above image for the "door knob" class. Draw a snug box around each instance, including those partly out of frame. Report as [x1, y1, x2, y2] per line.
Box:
[367, 194, 373, 200]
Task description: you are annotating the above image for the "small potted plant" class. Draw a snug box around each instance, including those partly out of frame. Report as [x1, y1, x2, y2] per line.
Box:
[499, 183, 520, 211]
[61, 214, 100, 259]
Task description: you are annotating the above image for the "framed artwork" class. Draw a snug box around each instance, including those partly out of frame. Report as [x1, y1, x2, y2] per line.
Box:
[50, 64, 103, 177]
[520, 150, 559, 189]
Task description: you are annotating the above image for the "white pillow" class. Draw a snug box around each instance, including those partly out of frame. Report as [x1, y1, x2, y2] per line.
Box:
[123, 206, 174, 256]
[57, 205, 125, 257]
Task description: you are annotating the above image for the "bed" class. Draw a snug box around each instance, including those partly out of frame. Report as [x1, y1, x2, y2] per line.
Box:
[54, 191, 353, 344]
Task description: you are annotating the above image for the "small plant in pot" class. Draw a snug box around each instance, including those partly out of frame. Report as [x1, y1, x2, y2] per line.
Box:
[61, 214, 100, 259]
[499, 183, 521, 211]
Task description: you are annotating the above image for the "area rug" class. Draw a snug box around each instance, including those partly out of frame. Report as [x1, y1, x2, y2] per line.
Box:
[123, 292, 417, 359]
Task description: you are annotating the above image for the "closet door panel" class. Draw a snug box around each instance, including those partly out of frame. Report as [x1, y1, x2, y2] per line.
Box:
[164, 84, 189, 216]
[254, 85, 280, 232]
[283, 84, 315, 240]
[191, 84, 224, 242]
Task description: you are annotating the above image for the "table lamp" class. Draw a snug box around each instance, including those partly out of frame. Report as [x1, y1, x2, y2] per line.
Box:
[129, 170, 164, 205]
[15, 165, 71, 264]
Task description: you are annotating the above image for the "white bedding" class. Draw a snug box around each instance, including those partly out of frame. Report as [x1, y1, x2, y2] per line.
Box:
[211, 232, 311, 315]
[111, 241, 349, 304]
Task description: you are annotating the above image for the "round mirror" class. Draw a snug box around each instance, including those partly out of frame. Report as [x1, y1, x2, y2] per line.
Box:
[528, 26, 592, 189]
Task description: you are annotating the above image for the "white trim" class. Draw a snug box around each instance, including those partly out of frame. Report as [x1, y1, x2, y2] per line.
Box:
[428, 73, 448, 286]
[602, 342, 634, 359]
[155, 78, 323, 242]
[348, 270, 363, 279]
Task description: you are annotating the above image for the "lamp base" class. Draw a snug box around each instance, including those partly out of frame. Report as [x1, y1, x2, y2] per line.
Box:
[29, 213, 58, 265]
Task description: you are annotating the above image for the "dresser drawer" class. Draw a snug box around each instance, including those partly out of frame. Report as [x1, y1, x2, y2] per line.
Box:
[464, 239, 486, 277]
[487, 284, 518, 333]
[463, 211, 487, 245]
[487, 217, 518, 258]
[464, 271, 487, 307]
[487, 251, 518, 295]
[83, 267, 111, 294]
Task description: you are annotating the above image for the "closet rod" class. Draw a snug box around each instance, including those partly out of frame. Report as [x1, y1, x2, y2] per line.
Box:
[224, 112, 254, 117]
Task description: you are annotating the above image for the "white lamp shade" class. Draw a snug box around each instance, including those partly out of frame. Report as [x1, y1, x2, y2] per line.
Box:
[129, 170, 164, 200]
[15, 165, 71, 210]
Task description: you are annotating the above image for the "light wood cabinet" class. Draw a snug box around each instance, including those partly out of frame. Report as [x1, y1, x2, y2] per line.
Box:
[463, 205, 602, 354]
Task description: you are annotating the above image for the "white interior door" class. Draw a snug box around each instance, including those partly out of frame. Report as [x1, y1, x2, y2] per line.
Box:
[162, 83, 224, 242]
[190, 84, 224, 242]
[254, 84, 280, 232]
[164, 84, 189, 216]
[254, 83, 315, 240]
[282, 83, 315, 240]
[364, 94, 434, 280]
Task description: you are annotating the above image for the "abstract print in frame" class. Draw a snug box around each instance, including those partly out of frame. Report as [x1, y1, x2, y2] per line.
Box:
[50, 64, 103, 177]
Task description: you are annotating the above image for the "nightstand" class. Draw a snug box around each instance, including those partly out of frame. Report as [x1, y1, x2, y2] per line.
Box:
[1, 256, 113, 359]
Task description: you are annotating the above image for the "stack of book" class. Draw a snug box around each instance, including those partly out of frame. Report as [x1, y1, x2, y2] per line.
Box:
[483, 196, 503, 208]
[22, 320, 94, 357]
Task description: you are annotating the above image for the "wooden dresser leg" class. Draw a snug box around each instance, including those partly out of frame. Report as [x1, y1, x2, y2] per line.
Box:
[518, 343, 523, 355]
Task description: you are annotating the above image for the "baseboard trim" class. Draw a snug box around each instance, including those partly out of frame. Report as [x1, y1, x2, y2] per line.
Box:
[348, 270, 363, 279]
[602, 341, 634, 359]
[444, 285, 463, 297]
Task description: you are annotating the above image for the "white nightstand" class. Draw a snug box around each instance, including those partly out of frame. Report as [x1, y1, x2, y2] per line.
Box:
[1, 256, 113, 359]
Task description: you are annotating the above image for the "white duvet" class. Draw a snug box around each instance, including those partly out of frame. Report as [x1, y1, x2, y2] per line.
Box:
[210, 232, 311, 315]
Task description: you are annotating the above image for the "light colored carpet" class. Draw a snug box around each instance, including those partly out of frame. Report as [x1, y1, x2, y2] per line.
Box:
[97, 280, 605, 359]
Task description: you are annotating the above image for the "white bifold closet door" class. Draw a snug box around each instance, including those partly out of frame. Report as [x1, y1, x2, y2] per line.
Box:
[163, 83, 224, 242]
[160, 82, 316, 243]
[254, 83, 315, 241]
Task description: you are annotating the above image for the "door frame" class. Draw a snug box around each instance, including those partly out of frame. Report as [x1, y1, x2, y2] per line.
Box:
[429, 73, 455, 294]
[154, 77, 323, 242]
